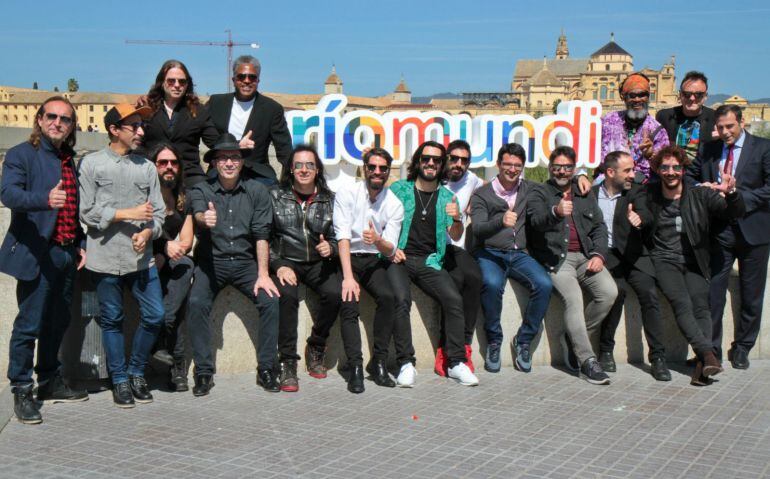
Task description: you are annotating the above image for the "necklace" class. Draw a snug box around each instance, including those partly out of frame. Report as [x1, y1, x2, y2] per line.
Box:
[416, 187, 436, 220]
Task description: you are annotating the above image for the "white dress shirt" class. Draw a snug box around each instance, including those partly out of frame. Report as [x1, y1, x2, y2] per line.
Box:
[333, 181, 404, 255]
[445, 170, 484, 248]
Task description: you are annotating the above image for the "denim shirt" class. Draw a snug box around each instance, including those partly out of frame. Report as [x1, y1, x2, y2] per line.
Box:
[79, 147, 165, 275]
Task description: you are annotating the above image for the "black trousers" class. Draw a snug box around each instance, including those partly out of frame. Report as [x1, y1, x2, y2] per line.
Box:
[444, 245, 482, 345]
[709, 227, 770, 356]
[404, 254, 466, 366]
[653, 257, 713, 356]
[347, 254, 414, 365]
[273, 259, 355, 362]
[157, 256, 194, 362]
[599, 251, 666, 360]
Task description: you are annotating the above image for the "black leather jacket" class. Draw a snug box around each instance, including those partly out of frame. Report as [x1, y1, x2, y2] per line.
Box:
[526, 180, 609, 273]
[269, 184, 338, 270]
[645, 182, 745, 278]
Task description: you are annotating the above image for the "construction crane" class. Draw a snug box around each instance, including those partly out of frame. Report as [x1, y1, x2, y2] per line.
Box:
[126, 30, 259, 92]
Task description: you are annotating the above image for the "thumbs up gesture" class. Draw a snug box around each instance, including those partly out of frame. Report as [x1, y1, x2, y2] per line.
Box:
[239, 130, 255, 149]
[362, 219, 380, 245]
[555, 195, 573, 217]
[48, 180, 66, 209]
[204, 201, 217, 228]
[129, 201, 153, 222]
[627, 203, 642, 229]
[502, 206, 518, 228]
[315, 233, 332, 258]
[445, 195, 460, 221]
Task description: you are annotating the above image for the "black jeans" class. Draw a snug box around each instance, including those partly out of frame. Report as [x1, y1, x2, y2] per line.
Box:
[653, 257, 713, 356]
[157, 256, 194, 361]
[404, 254, 466, 366]
[273, 259, 356, 361]
[709, 227, 770, 356]
[348, 254, 413, 366]
[444, 245, 482, 345]
[599, 251, 666, 360]
[187, 259, 279, 375]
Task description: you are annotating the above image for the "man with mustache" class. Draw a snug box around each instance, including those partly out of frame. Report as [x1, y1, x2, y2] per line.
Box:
[389, 141, 479, 386]
[528, 146, 617, 385]
[333, 148, 412, 388]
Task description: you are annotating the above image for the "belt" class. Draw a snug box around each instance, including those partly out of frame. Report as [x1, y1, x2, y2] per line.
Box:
[52, 238, 76, 247]
[351, 252, 377, 257]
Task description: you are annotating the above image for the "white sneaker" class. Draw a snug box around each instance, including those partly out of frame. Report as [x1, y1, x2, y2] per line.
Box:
[448, 362, 479, 386]
[396, 362, 416, 388]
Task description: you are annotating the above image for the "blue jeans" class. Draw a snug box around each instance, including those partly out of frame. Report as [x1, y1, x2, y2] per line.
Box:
[7, 244, 77, 386]
[475, 248, 552, 346]
[93, 267, 164, 384]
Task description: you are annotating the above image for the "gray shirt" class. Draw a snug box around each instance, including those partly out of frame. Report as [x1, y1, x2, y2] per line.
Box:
[79, 147, 165, 275]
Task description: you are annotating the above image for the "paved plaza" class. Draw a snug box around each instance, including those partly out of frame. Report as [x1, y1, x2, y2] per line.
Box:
[0, 361, 769, 479]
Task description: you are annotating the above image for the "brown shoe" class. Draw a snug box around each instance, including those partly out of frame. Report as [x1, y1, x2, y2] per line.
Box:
[702, 351, 724, 377]
[305, 344, 328, 379]
[690, 360, 708, 386]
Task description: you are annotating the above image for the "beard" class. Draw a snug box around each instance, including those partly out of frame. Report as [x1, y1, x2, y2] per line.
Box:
[366, 176, 384, 191]
[417, 167, 438, 182]
[626, 104, 649, 122]
[553, 176, 571, 187]
[160, 176, 178, 189]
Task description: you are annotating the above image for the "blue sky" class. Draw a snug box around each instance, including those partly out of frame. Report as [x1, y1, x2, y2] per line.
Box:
[2, 0, 769, 99]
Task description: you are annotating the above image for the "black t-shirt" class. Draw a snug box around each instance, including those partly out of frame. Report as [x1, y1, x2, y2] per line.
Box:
[404, 187, 438, 258]
[651, 198, 694, 263]
[153, 202, 186, 258]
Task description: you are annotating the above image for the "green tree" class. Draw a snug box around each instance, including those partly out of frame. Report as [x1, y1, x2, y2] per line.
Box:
[552, 99, 562, 113]
[67, 78, 79, 92]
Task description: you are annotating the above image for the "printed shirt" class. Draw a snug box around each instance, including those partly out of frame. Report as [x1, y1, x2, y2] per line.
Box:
[333, 181, 403, 256]
[51, 152, 78, 244]
[601, 111, 670, 181]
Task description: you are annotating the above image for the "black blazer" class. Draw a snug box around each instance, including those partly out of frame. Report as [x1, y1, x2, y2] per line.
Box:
[139, 102, 219, 188]
[206, 92, 293, 181]
[655, 105, 716, 147]
[687, 131, 770, 246]
[591, 183, 654, 276]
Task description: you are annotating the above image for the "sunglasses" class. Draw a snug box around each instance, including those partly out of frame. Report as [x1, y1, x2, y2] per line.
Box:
[156, 159, 179, 167]
[165, 78, 188, 87]
[215, 155, 243, 162]
[448, 154, 470, 164]
[119, 121, 145, 132]
[235, 73, 259, 82]
[292, 162, 317, 171]
[43, 112, 74, 126]
[681, 91, 706, 100]
[550, 164, 575, 172]
[625, 92, 649, 100]
[365, 164, 390, 173]
[419, 155, 444, 164]
[658, 164, 683, 172]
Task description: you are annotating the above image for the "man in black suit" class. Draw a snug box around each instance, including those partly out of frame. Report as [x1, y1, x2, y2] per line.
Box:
[656, 71, 716, 162]
[593, 151, 670, 381]
[206, 55, 293, 185]
[688, 104, 770, 369]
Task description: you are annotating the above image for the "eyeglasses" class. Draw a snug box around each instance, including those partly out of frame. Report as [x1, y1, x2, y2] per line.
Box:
[681, 91, 706, 100]
[43, 112, 74, 126]
[214, 155, 243, 163]
[365, 164, 390, 173]
[165, 78, 188, 87]
[448, 154, 470, 164]
[156, 159, 179, 167]
[235, 73, 258, 82]
[658, 164, 683, 172]
[119, 121, 145, 132]
[550, 164, 575, 172]
[419, 155, 444, 164]
[625, 92, 649, 100]
[500, 163, 524, 171]
[292, 162, 316, 171]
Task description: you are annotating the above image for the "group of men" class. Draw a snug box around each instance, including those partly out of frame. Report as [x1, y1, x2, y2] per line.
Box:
[2, 64, 768, 426]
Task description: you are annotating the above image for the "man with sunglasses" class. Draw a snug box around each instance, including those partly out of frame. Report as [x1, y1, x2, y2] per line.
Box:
[207, 55, 292, 186]
[656, 71, 716, 162]
[333, 148, 412, 388]
[1, 96, 89, 424]
[185, 133, 280, 395]
[389, 141, 479, 386]
[528, 146, 617, 385]
[79, 104, 166, 408]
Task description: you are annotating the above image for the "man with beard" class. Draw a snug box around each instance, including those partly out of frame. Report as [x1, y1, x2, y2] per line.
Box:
[528, 146, 617, 385]
[687, 105, 770, 369]
[0, 96, 89, 424]
[389, 141, 479, 386]
[185, 134, 280, 395]
[333, 148, 412, 388]
[593, 151, 670, 381]
[579, 73, 669, 193]
[656, 71, 716, 162]
[147, 143, 194, 392]
[439, 139, 484, 375]
[79, 104, 166, 407]
[207, 55, 292, 185]
[646, 146, 743, 385]
[471, 143, 552, 374]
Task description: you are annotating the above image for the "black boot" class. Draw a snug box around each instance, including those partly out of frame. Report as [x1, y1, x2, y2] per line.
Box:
[347, 364, 365, 394]
[366, 360, 395, 388]
[169, 359, 189, 392]
[257, 368, 280, 392]
[13, 385, 42, 424]
[193, 374, 215, 396]
[37, 373, 89, 404]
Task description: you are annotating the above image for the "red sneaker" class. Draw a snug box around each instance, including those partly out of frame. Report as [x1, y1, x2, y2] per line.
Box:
[465, 344, 475, 373]
[434, 347, 448, 376]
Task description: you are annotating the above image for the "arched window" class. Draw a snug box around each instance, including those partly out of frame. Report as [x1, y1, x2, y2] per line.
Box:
[600, 86, 608, 100]
[606, 64, 610, 71]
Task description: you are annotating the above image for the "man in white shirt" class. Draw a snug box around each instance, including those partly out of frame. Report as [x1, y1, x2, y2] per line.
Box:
[333, 148, 414, 388]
